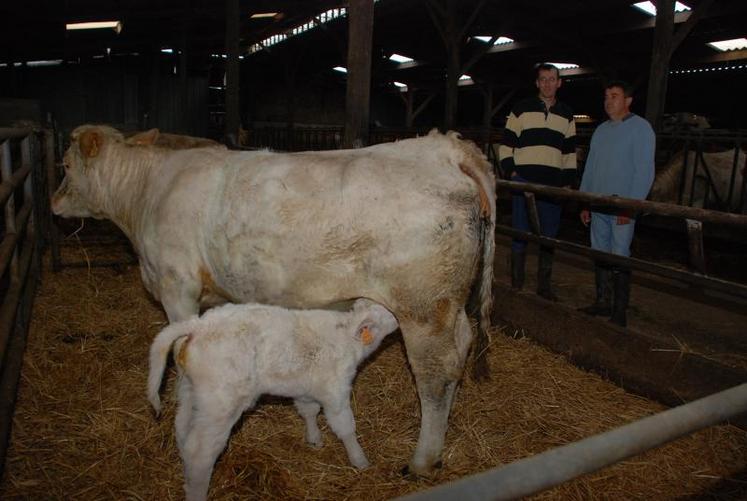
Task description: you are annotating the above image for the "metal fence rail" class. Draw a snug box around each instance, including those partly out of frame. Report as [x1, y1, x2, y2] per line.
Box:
[497, 179, 747, 296]
[396, 383, 747, 501]
[0, 126, 48, 475]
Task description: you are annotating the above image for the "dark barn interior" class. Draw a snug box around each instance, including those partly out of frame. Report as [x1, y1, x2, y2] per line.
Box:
[1, 1, 747, 499]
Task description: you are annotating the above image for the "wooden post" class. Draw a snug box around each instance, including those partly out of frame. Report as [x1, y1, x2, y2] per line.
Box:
[225, 0, 241, 143]
[343, 0, 374, 149]
[645, 0, 675, 132]
[148, 46, 160, 128]
[404, 89, 414, 128]
[179, 25, 189, 134]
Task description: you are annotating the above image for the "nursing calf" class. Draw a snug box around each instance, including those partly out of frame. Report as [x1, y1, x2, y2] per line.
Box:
[148, 299, 398, 501]
[52, 124, 496, 474]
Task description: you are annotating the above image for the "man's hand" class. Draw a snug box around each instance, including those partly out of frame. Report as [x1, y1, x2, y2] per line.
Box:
[617, 215, 631, 225]
[580, 209, 591, 226]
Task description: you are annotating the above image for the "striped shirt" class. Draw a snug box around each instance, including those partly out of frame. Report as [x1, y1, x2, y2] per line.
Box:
[499, 97, 577, 187]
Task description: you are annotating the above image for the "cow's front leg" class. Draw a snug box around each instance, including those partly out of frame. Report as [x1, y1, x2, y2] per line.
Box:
[161, 276, 201, 322]
[399, 303, 470, 475]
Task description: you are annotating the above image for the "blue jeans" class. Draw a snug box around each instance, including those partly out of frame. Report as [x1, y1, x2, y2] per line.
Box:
[590, 212, 636, 257]
[511, 176, 562, 252]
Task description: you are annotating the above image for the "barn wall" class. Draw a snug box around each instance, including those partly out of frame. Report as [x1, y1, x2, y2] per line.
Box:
[0, 61, 209, 137]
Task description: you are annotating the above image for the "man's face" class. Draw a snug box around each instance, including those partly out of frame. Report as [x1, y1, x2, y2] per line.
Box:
[604, 86, 632, 120]
[536, 69, 561, 100]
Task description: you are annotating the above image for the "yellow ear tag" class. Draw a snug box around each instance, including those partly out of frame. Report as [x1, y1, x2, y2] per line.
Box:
[361, 327, 373, 345]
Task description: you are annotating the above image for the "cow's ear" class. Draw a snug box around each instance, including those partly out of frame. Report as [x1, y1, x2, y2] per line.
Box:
[127, 128, 160, 146]
[79, 130, 102, 158]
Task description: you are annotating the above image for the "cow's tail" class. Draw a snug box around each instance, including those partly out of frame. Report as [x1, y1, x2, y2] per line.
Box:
[147, 322, 191, 416]
[452, 133, 496, 382]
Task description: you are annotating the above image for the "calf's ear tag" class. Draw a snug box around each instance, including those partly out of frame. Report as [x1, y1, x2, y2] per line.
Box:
[361, 326, 373, 345]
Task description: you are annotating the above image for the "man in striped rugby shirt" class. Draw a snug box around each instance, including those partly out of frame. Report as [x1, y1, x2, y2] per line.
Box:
[499, 63, 577, 301]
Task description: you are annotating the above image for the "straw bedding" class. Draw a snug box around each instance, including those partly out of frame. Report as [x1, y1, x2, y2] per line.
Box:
[1, 243, 745, 500]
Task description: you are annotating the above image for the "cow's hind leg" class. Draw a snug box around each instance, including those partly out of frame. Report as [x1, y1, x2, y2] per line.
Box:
[400, 303, 473, 475]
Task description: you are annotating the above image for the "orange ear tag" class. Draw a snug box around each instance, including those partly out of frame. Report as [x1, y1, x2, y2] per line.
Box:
[361, 327, 373, 345]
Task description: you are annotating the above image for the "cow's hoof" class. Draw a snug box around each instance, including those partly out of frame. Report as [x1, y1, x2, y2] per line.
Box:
[400, 460, 443, 479]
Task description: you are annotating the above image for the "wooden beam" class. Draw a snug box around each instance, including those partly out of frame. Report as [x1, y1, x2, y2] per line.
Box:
[691, 49, 747, 64]
[645, 0, 675, 132]
[224, 0, 240, 142]
[670, 0, 715, 56]
[343, 0, 374, 148]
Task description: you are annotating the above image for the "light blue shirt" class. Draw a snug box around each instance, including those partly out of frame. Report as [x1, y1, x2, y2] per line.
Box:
[580, 114, 655, 200]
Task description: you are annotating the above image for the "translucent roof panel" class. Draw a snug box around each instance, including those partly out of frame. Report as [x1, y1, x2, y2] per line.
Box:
[632, 1, 691, 17]
[708, 38, 747, 52]
[474, 36, 514, 45]
[389, 53, 414, 63]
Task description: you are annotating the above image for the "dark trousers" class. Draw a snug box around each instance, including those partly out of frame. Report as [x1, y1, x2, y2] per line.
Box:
[511, 175, 562, 252]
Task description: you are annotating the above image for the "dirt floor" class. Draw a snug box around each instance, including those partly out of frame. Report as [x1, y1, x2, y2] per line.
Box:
[1, 226, 746, 500]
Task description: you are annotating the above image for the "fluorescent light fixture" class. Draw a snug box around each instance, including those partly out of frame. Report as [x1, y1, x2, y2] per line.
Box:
[459, 74, 472, 80]
[393, 81, 408, 92]
[161, 48, 174, 54]
[708, 38, 747, 52]
[389, 53, 414, 63]
[474, 36, 514, 45]
[548, 62, 579, 70]
[632, 1, 691, 16]
[333, 66, 347, 73]
[251, 12, 278, 19]
[27, 59, 64, 67]
[66, 21, 122, 34]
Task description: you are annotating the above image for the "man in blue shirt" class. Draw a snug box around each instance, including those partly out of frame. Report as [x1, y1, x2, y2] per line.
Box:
[578, 80, 655, 327]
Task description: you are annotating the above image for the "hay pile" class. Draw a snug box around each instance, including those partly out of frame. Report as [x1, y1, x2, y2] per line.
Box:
[2, 244, 746, 499]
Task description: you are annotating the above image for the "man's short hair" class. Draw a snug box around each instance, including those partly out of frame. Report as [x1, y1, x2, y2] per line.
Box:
[535, 63, 560, 79]
[606, 80, 633, 97]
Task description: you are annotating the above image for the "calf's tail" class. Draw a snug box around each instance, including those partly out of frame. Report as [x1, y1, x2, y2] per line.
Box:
[148, 323, 190, 416]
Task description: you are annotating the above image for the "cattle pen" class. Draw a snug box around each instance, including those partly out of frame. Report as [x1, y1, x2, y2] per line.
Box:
[0, 125, 743, 499]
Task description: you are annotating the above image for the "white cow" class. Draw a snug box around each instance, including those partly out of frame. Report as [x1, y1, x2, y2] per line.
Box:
[51, 124, 496, 474]
[650, 148, 745, 212]
[148, 298, 399, 501]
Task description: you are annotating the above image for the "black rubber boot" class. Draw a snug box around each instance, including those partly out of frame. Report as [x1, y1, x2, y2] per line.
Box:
[578, 264, 612, 316]
[610, 268, 631, 327]
[511, 249, 525, 291]
[536, 246, 558, 301]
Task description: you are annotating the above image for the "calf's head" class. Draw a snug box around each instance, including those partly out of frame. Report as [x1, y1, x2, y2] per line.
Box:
[350, 298, 399, 357]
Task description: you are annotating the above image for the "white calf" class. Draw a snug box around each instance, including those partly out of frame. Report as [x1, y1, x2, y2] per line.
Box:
[148, 298, 398, 501]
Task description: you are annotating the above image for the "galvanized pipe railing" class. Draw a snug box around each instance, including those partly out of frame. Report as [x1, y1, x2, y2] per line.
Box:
[0, 128, 46, 475]
[396, 383, 747, 501]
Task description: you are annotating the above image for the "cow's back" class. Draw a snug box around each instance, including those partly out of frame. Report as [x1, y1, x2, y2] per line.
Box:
[200, 139, 484, 314]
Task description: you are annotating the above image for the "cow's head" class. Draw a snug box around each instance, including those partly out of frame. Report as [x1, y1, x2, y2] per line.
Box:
[51, 124, 126, 218]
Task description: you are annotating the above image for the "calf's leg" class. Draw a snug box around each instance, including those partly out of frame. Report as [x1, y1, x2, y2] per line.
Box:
[180, 398, 243, 501]
[322, 397, 369, 469]
[294, 398, 323, 447]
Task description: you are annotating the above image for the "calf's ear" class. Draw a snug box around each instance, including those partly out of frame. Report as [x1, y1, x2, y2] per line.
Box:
[354, 322, 376, 346]
[79, 130, 102, 158]
[127, 128, 160, 146]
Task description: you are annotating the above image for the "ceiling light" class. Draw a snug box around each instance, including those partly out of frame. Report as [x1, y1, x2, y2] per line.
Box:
[251, 13, 278, 19]
[66, 21, 122, 34]
[333, 66, 347, 73]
